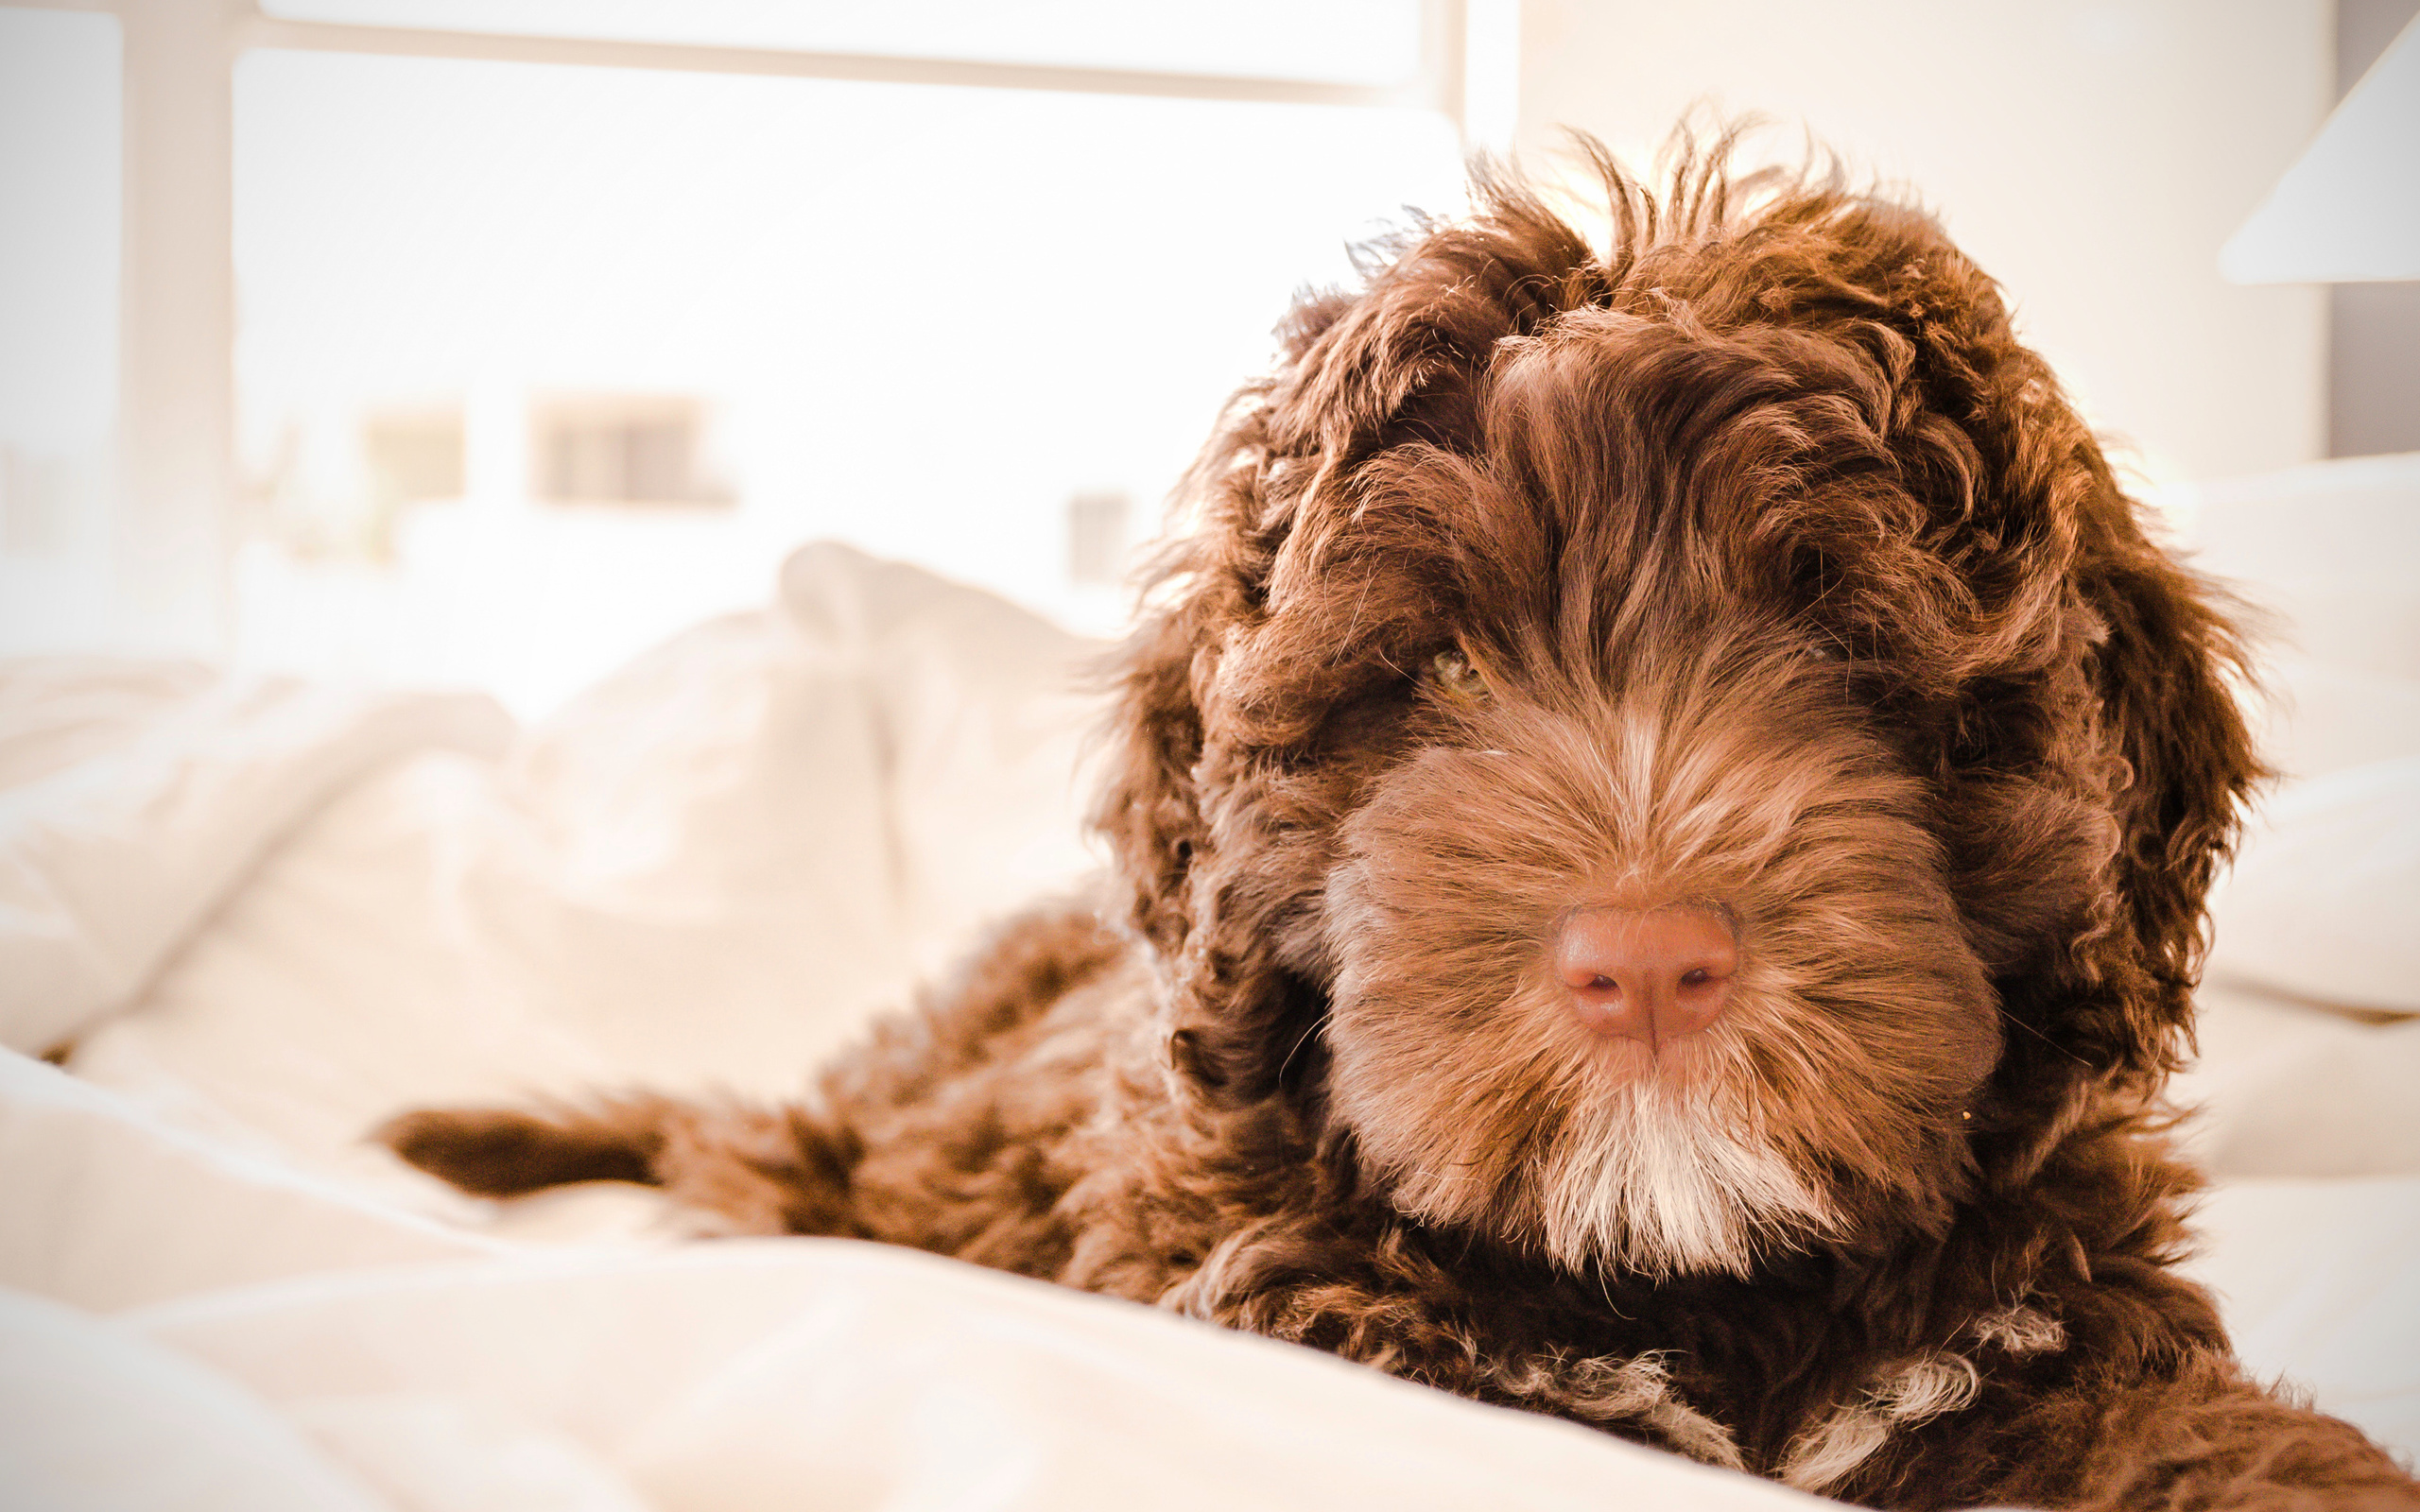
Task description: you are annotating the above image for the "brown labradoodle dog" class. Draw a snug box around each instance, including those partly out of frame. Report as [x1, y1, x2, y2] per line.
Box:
[384, 144, 2420, 1508]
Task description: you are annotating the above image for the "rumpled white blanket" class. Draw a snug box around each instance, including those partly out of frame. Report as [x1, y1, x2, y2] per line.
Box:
[0, 660, 511, 1058]
[0, 1049, 1823, 1511]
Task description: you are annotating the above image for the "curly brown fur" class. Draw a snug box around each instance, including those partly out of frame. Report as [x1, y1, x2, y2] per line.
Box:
[384, 134, 2417, 1508]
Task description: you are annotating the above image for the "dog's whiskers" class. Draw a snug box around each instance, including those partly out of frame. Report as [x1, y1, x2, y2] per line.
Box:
[1996, 1005, 2094, 1068]
[1276, 1018, 1325, 1082]
[1590, 1253, 1634, 1321]
[1331, 574, 1377, 667]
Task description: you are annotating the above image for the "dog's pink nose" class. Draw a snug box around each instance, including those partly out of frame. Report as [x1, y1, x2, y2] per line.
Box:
[1555, 904, 1737, 1049]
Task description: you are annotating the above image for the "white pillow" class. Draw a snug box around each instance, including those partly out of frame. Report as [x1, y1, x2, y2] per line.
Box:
[2186, 452, 2420, 780]
[2172, 982, 2420, 1177]
[777, 541, 1108, 977]
[2188, 452, 2420, 683]
[2180, 1177, 2420, 1459]
[481, 597, 920, 1091]
[2249, 655, 2420, 783]
[2206, 758, 2420, 1013]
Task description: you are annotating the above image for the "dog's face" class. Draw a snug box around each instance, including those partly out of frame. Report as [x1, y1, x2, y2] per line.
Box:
[1101, 155, 2257, 1279]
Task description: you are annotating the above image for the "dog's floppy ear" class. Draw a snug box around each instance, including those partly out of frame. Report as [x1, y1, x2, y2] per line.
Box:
[2065, 471, 2263, 1080]
[1091, 308, 1313, 977]
[1095, 590, 1212, 960]
[1088, 294, 1380, 1103]
[1839, 213, 2262, 1087]
[1097, 490, 1329, 1106]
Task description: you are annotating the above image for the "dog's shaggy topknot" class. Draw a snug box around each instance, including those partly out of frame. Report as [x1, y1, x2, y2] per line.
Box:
[384, 136, 2420, 1508]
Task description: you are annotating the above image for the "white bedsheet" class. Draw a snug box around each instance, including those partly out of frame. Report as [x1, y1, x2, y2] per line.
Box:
[6, 506, 2418, 1509]
[0, 1047, 1824, 1512]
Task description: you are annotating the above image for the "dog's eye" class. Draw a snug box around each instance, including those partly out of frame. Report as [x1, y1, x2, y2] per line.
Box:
[1426, 648, 1491, 703]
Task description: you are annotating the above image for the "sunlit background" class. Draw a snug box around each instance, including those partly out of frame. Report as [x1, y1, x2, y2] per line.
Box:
[1, 0, 2411, 718]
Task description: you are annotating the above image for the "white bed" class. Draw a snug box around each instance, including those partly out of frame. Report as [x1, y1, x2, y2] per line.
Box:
[4, 459, 2417, 1511]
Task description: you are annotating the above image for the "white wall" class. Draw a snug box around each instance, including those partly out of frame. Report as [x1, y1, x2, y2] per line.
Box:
[1514, 0, 2331, 487]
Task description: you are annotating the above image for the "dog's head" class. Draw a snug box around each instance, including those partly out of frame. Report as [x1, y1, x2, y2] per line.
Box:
[1098, 144, 2258, 1279]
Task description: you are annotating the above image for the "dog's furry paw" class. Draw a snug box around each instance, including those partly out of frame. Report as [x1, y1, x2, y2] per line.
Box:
[375, 1106, 656, 1197]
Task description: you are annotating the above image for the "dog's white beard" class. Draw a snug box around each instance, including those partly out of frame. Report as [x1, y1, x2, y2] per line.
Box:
[1529, 1080, 1835, 1277]
[1371, 1074, 1836, 1280]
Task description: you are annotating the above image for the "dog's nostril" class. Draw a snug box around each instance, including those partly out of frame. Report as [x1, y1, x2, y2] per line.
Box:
[1555, 904, 1737, 1051]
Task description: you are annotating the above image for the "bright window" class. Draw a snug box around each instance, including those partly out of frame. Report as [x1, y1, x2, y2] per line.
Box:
[231, 46, 1463, 713]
